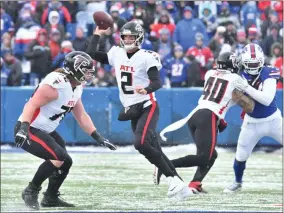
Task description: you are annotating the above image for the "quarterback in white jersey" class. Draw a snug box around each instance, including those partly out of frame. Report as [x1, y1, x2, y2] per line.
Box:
[14, 51, 116, 210]
[158, 52, 255, 193]
[86, 22, 192, 200]
[224, 43, 283, 193]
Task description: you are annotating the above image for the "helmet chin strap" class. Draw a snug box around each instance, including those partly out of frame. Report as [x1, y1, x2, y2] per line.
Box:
[124, 43, 136, 51]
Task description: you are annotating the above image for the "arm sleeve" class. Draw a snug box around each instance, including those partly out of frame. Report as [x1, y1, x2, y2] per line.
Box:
[144, 66, 162, 94]
[244, 78, 277, 106]
[85, 35, 109, 64]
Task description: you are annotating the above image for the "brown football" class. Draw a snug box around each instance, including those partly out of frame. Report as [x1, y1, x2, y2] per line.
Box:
[93, 11, 114, 30]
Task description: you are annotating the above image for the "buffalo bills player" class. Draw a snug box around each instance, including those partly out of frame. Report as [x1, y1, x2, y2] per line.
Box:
[224, 43, 283, 193]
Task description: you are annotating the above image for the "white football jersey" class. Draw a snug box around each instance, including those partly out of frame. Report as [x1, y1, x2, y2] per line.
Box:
[19, 72, 83, 133]
[197, 69, 242, 119]
[107, 46, 162, 107]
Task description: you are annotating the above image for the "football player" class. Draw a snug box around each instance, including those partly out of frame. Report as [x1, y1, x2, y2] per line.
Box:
[86, 22, 191, 199]
[157, 52, 255, 193]
[14, 51, 116, 210]
[224, 43, 283, 193]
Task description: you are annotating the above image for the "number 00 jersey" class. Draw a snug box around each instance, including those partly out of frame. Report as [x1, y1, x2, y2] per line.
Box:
[197, 69, 242, 119]
[18, 72, 83, 133]
[107, 46, 162, 107]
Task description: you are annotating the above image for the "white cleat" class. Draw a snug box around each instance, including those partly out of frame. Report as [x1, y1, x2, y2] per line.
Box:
[167, 176, 193, 200]
[224, 182, 242, 193]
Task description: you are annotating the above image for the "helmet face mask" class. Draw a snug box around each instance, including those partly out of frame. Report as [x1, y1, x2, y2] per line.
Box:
[120, 22, 144, 51]
[241, 44, 264, 75]
[63, 51, 95, 85]
[216, 52, 238, 73]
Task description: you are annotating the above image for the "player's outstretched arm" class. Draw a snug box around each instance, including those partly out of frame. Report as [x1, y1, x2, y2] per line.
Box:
[234, 77, 277, 106]
[232, 89, 255, 113]
[72, 99, 116, 150]
[85, 26, 110, 64]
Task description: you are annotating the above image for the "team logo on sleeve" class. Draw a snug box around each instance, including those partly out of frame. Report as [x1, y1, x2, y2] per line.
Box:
[73, 55, 91, 72]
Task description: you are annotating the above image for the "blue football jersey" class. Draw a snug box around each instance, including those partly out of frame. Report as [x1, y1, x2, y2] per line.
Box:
[164, 57, 188, 83]
[241, 65, 280, 118]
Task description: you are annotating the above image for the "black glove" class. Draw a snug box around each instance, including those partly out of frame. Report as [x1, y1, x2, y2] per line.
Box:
[15, 122, 30, 147]
[218, 119, 227, 133]
[91, 130, 117, 150]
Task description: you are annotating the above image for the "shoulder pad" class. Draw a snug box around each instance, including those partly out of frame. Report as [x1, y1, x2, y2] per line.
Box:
[42, 72, 69, 89]
[261, 65, 280, 81]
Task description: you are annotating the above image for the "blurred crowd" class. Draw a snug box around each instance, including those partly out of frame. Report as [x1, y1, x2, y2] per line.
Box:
[0, 0, 283, 89]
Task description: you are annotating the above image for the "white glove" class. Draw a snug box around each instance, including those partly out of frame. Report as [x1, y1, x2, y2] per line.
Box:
[233, 77, 249, 91]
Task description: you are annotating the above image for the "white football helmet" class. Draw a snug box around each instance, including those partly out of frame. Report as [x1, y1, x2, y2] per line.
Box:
[241, 43, 264, 75]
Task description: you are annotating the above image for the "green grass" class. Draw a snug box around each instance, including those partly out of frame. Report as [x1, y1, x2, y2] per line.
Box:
[0, 146, 283, 212]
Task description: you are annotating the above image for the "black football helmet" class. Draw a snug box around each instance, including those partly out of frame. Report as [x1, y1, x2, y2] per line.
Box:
[216, 52, 238, 73]
[120, 21, 144, 51]
[63, 51, 95, 84]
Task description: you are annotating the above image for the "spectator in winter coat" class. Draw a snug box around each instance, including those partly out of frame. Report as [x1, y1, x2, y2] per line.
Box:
[164, 1, 180, 22]
[234, 29, 248, 56]
[49, 29, 61, 59]
[261, 11, 282, 39]
[247, 27, 260, 45]
[217, 2, 240, 29]
[269, 43, 282, 66]
[52, 40, 73, 69]
[197, 1, 217, 18]
[1, 50, 23, 86]
[154, 28, 173, 62]
[208, 26, 226, 59]
[186, 54, 201, 87]
[44, 10, 65, 40]
[186, 33, 214, 81]
[240, 1, 259, 31]
[151, 11, 175, 38]
[110, 5, 126, 30]
[223, 21, 237, 46]
[261, 24, 282, 57]
[41, 0, 72, 34]
[163, 45, 189, 88]
[13, 14, 40, 60]
[72, 27, 87, 52]
[1, 32, 13, 58]
[62, 1, 79, 23]
[0, 8, 14, 37]
[199, 5, 218, 39]
[24, 28, 52, 85]
[174, 6, 209, 51]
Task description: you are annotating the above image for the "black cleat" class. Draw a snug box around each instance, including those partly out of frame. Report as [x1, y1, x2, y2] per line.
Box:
[153, 166, 162, 185]
[22, 182, 42, 210]
[41, 191, 75, 207]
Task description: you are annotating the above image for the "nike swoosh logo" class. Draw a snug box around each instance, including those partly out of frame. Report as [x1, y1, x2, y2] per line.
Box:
[170, 186, 177, 192]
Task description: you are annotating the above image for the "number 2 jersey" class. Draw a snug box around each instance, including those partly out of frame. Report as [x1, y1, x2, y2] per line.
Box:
[196, 69, 242, 119]
[18, 72, 83, 133]
[107, 46, 162, 107]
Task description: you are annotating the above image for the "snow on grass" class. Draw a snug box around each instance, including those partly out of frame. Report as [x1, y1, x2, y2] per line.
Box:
[1, 147, 282, 212]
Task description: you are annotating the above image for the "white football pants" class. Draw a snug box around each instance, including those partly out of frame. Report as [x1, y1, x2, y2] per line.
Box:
[236, 111, 283, 162]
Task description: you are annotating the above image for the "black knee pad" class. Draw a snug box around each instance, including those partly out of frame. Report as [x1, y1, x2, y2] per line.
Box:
[60, 154, 73, 173]
[53, 148, 68, 161]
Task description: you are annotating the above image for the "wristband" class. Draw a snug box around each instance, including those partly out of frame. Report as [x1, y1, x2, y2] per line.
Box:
[91, 130, 101, 141]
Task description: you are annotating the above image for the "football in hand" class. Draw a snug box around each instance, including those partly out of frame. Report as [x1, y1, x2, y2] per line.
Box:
[93, 11, 114, 30]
